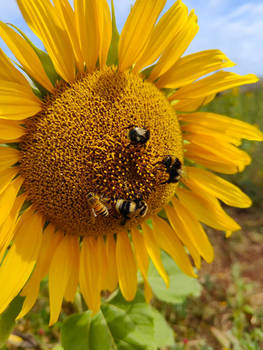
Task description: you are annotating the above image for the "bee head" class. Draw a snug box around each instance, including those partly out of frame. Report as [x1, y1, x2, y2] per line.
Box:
[162, 155, 172, 167]
[87, 192, 95, 199]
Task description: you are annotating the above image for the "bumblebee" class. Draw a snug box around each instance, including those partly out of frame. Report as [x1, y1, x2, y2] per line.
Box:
[87, 192, 109, 217]
[115, 198, 148, 225]
[156, 156, 182, 184]
[127, 125, 150, 145]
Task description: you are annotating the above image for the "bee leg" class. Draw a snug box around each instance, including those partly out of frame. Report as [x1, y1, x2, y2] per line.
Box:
[153, 160, 164, 167]
[120, 218, 126, 226]
[120, 214, 130, 226]
[160, 180, 168, 185]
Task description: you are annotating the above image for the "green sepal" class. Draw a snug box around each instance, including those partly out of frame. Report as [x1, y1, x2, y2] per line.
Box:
[8, 24, 61, 87]
[107, 0, 120, 66]
[140, 65, 156, 80]
[14, 61, 48, 99]
[0, 295, 24, 347]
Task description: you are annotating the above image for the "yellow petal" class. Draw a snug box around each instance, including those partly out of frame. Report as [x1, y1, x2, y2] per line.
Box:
[149, 9, 198, 81]
[74, 0, 104, 72]
[0, 194, 26, 261]
[0, 147, 20, 171]
[134, 0, 188, 73]
[179, 112, 263, 141]
[105, 234, 118, 292]
[131, 227, 149, 280]
[183, 167, 252, 208]
[176, 187, 241, 232]
[116, 231, 137, 301]
[49, 234, 79, 325]
[164, 204, 201, 268]
[0, 167, 18, 195]
[64, 237, 80, 303]
[170, 71, 258, 100]
[79, 236, 101, 313]
[0, 80, 42, 120]
[118, 0, 166, 72]
[173, 93, 215, 112]
[0, 119, 25, 141]
[170, 197, 214, 263]
[0, 176, 23, 228]
[17, 0, 76, 82]
[184, 133, 251, 174]
[18, 226, 63, 318]
[0, 22, 54, 92]
[53, 0, 84, 72]
[152, 215, 196, 277]
[96, 235, 108, 291]
[182, 123, 241, 146]
[99, 0, 112, 68]
[141, 222, 169, 287]
[131, 226, 152, 303]
[0, 48, 30, 86]
[156, 50, 235, 89]
[0, 208, 43, 313]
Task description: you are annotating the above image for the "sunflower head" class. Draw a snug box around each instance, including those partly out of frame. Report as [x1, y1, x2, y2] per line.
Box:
[19, 66, 183, 235]
[0, 0, 261, 326]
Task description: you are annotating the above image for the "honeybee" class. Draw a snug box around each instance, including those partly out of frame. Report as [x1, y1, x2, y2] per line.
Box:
[87, 192, 109, 218]
[126, 125, 150, 145]
[155, 156, 182, 184]
[114, 197, 148, 225]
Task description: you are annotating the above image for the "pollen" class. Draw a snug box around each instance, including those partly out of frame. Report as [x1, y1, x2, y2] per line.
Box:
[19, 67, 183, 236]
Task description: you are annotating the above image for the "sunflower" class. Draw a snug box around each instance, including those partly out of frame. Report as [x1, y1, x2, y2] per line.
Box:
[0, 0, 261, 326]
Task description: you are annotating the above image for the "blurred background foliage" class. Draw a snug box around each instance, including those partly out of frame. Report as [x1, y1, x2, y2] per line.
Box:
[2, 83, 263, 350]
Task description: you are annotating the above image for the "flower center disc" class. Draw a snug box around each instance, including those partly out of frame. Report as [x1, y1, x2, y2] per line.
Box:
[20, 67, 183, 236]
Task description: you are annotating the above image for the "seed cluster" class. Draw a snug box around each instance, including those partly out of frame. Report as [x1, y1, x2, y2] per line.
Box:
[19, 67, 183, 236]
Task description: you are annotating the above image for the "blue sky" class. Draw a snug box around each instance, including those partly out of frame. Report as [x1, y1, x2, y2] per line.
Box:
[0, 0, 262, 76]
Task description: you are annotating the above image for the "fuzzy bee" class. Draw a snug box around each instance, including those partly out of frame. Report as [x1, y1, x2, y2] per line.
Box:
[155, 156, 182, 184]
[87, 192, 109, 218]
[126, 125, 150, 145]
[114, 197, 148, 225]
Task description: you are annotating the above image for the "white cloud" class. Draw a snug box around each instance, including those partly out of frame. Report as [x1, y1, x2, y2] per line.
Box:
[183, 1, 263, 75]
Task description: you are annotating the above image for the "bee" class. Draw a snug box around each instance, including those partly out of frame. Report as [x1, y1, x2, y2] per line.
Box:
[87, 192, 109, 218]
[126, 125, 150, 145]
[155, 156, 182, 184]
[114, 197, 148, 225]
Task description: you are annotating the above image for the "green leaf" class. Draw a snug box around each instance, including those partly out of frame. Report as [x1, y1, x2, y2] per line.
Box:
[104, 290, 174, 350]
[61, 291, 174, 350]
[0, 296, 24, 347]
[150, 307, 174, 348]
[148, 253, 202, 304]
[102, 301, 156, 349]
[61, 311, 113, 350]
[8, 24, 60, 87]
[107, 0, 120, 66]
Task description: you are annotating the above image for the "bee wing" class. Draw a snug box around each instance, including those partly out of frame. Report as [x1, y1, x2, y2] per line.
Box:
[101, 197, 112, 209]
